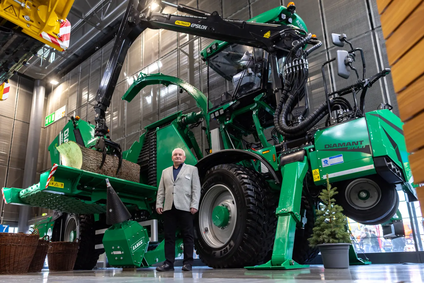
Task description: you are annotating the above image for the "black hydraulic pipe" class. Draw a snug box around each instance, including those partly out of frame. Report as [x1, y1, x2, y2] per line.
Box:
[321, 58, 336, 120]
[351, 48, 366, 80]
[94, 0, 148, 137]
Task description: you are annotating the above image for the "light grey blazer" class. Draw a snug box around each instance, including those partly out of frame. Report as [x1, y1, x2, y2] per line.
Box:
[156, 163, 201, 212]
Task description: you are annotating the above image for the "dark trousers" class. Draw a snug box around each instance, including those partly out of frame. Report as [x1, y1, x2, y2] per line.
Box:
[163, 204, 194, 266]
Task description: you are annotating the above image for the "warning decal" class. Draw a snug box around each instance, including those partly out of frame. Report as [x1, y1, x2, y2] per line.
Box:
[175, 20, 191, 27]
[4, 5, 17, 17]
[312, 169, 320, 182]
[48, 177, 64, 189]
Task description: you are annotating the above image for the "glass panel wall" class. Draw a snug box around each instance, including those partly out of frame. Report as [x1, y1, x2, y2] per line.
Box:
[348, 190, 423, 254]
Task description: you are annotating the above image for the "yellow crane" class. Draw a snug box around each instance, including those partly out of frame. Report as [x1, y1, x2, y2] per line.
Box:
[0, 0, 74, 100]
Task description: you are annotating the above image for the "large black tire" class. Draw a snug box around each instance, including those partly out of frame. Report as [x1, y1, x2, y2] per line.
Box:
[194, 164, 272, 268]
[361, 190, 399, 225]
[51, 214, 65, 242]
[74, 214, 103, 270]
[256, 173, 278, 264]
[293, 195, 319, 263]
[334, 175, 399, 225]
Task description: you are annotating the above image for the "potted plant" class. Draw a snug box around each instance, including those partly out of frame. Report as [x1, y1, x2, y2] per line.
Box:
[309, 175, 351, 269]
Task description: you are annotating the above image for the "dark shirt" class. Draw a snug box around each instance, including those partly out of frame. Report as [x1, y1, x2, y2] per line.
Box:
[173, 163, 184, 181]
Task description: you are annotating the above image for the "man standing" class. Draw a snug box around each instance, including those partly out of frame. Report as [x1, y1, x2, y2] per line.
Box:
[156, 148, 201, 272]
[370, 230, 380, 252]
[360, 227, 371, 253]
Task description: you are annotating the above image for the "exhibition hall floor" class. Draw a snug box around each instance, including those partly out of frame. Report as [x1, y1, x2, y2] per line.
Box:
[0, 264, 422, 282]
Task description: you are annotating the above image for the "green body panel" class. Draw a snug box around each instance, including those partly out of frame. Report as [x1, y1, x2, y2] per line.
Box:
[366, 110, 417, 200]
[142, 241, 165, 266]
[201, 5, 308, 60]
[33, 216, 55, 239]
[48, 136, 60, 165]
[2, 187, 26, 205]
[156, 123, 198, 184]
[311, 118, 375, 185]
[48, 119, 97, 167]
[250, 6, 307, 31]
[123, 132, 146, 164]
[103, 221, 149, 267]
[4, 165, 156, 214]
[349, 245, 371, 265]
[141, 239, 183, 267]
[252, 146, 279, 172]
[77, 119, 97, 146]
[365, 110, 409, 178]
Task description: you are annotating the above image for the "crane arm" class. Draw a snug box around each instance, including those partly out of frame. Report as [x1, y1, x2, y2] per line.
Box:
[94, 0, 307, 138]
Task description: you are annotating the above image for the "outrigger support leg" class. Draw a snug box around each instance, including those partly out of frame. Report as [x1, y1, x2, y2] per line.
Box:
[246, 151, 309, 270]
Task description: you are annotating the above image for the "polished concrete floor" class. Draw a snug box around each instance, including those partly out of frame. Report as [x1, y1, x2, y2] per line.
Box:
[0, 264, 422, 282]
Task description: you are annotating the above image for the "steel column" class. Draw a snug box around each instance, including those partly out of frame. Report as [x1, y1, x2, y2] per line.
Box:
[18, 80, 45, 232]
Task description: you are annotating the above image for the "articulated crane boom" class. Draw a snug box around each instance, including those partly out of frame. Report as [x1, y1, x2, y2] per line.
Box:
[93, 0, 311, 139]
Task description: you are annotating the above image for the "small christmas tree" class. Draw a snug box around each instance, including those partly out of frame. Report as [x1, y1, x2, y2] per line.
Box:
[309, 175, 351, 246]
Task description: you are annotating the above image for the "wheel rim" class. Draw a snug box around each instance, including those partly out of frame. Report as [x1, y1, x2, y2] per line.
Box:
[345, 179, 382, 210]
[64, 215, 79, 242]
[198, 184, 237, 248]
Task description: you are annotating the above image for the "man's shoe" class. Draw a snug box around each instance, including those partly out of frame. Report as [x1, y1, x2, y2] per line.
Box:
[156, 263, 174, 272]
[182, 264, 192, 271]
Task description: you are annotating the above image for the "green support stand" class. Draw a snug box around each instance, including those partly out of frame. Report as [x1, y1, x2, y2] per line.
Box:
[349, 245, 371, 265]
[246, 157, 309, 270]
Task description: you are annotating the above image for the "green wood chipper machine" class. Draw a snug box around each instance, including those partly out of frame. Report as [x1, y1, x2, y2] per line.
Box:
[2, 0, 417, 270]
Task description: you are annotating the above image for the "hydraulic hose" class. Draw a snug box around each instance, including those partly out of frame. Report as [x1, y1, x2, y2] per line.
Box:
[273, 34, 333, 138]
[304, 39, 322, 57]
[280, 95, 328, 134]
[273, 84, 291, 133]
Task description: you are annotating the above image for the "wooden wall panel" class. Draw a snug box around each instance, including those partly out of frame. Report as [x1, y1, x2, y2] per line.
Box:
[409, 148, 424, 184]
[385, 3, 424, 65]
[397, 76, 424, 121]
[380, 0, 422, 39]
[403, 111, 424, 153]
[377, 0, 392, 14]
[417, 188, 424, 216]
[391, 38, 424, 93]
[377, 0, 424, 201]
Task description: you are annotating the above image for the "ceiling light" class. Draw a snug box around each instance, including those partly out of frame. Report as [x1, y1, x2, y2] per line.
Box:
[50, 79, 59, 85]
[150, 2, 160, 12]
